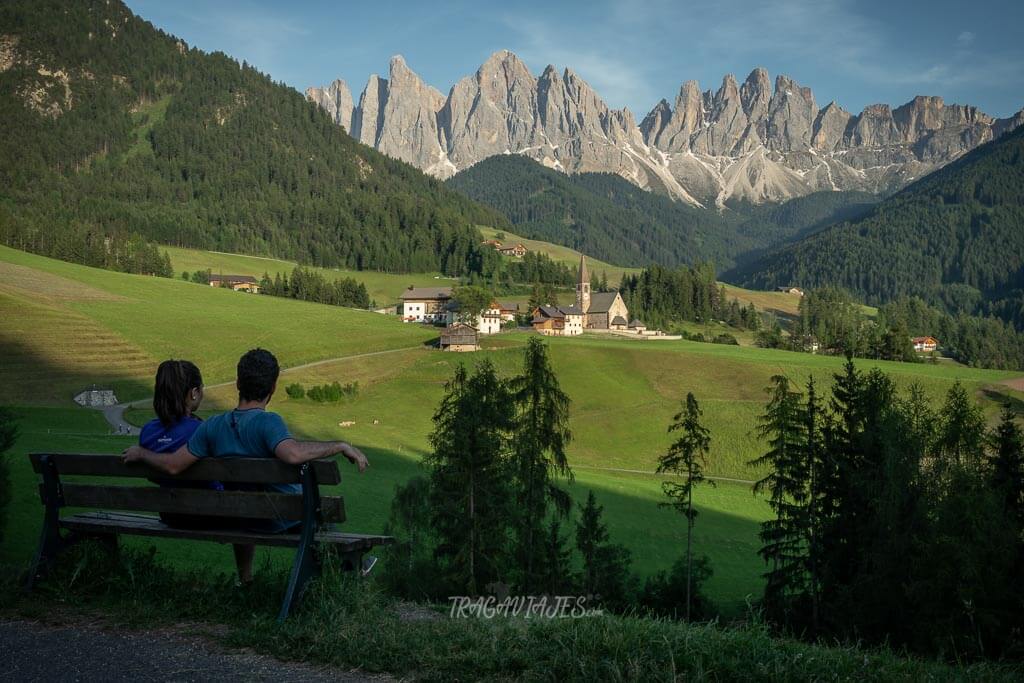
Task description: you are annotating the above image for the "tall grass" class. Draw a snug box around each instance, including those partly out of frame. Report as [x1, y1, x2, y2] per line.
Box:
[4, 542, 1018, 681]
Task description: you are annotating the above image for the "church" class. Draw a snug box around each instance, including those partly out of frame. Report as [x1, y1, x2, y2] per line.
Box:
[576, 255, 631, 330]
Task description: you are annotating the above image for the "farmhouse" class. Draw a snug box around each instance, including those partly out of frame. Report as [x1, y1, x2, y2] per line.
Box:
[398, 286, 452, 323]
[912, 336, 939, 353]
[776, 286, 805, 296]
[531, 305, 584, 336]
[445, 299, 518, 335]
[498, 243, 527, 258]
[209, 274, 260, 293]
[440, 323, 479, 351]
[73, 386, 118, 407]
[481, 239, 502, 249]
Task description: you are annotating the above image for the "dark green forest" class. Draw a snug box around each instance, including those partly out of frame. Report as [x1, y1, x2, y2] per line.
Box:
[733, 125, 1024, 327]
[448, 155, 719, 268]
[448, 154, 879, 270]
[0, 0, 509, 276]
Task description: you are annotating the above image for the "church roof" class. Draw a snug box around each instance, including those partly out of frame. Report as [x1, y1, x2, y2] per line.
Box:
[587, 291, 621, 313]
[611, 315, 628, 326]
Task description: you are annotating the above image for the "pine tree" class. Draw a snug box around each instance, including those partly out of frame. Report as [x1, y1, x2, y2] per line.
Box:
[749, 375, 808, 624]
[803, 377, 824, 634]
[936, 382, 986, 471]
[989, 404, 1024, 527]
[507, 336, 573, 591]
[424, 361, 515, 594]
[656, 392, 714, 620]
[575, 490, 632, 606]
[538, 517, 573, 595]
[576, 490, 608, 597]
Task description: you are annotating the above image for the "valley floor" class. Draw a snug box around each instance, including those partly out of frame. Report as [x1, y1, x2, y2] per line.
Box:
[3, 245, 1022, 615]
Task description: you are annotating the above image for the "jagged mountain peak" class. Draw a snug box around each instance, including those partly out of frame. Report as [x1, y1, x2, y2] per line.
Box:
[307, 55, 1024, 206]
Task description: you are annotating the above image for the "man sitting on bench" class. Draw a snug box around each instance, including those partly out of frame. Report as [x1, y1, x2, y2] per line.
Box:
[123, 348, 369, 583]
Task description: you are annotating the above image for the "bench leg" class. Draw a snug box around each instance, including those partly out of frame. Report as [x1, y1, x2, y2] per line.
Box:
[278, 538, 320, 623]
[25, 512, 65, 591]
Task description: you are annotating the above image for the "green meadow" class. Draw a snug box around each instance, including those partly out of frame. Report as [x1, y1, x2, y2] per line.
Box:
[2, 245, 1021, 614]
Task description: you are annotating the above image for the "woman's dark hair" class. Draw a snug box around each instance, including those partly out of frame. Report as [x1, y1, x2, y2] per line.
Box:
[237, 348, 280, 402]
[153, 360, 203, 426]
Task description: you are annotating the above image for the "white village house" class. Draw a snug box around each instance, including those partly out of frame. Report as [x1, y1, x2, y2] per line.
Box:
[446, 299, 518, 335]
[398, 286, 452, 323]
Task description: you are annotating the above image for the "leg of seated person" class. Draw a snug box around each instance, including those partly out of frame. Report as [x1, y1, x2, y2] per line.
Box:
[233, 543, 255, 584]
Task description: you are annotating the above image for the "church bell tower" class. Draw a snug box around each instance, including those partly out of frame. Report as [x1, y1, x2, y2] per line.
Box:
[576, 254, 591, 312]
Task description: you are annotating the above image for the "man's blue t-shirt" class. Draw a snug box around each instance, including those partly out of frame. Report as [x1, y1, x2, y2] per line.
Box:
[187, 408, 299, 532]
[187, 408, 299, 495]
[140, 416, 222, 491]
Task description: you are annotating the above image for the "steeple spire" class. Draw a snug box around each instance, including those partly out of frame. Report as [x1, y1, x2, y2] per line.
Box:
[576, 254, 591, 312]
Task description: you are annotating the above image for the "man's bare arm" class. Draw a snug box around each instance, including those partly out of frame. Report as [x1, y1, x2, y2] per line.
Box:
[274, 439, 369, 472]
[121, 444, 199, 476]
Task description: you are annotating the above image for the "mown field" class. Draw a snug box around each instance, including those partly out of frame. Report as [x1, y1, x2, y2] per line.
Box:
[2, 246, 1021, 614]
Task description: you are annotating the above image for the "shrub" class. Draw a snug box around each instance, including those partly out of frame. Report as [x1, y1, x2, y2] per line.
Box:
[306, 381, 358, 403]
[712, 333, 739, 345]
[285, 383, 305, 399]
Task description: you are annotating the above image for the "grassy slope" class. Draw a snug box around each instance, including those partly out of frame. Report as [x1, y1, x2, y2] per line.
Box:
[3, 246, 1021, 614]
[164, 246, 454, 308]
[166, 227, 811, 317]
[477, 226, 806, 317]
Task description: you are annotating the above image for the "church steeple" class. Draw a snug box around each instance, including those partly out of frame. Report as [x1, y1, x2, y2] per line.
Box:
[576, 254, 591, 312]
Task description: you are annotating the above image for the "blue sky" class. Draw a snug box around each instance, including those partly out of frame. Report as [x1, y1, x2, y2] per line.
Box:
[126, 0, 1024, 118]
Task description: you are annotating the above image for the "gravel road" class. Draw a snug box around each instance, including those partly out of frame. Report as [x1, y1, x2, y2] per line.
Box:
[0, 618, 389, 682]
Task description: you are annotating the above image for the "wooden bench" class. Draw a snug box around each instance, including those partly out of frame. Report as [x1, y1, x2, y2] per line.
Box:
[27, 452, 393, 621]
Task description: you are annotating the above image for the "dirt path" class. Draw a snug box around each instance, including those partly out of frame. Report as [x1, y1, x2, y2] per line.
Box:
[99, 403, 140, 436]
[109, 344, 428, 423]
[999, 376, 1024, 392]
[0, 618, 387, 682]
[574, 464, 756, 485]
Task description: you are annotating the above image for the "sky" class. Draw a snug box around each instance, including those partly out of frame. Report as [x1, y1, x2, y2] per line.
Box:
[126, 0, 1024, 119]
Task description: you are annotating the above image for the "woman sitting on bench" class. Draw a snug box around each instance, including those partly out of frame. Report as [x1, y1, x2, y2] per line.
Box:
[138, 360, 252, 583]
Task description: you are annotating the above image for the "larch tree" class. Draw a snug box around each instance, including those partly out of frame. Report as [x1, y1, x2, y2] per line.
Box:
[656, 392, 714, 620]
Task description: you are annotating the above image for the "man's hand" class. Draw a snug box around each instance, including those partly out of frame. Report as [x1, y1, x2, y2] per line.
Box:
[121, 445, 145, 463]
[340, 442, 369, 473]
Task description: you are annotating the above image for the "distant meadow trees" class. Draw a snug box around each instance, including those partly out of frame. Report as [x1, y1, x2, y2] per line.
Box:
[748, 358, 1024, 658]
[377, 340, 1024, 661]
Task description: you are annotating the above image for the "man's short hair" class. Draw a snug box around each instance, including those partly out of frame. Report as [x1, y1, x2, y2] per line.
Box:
[237, 348, 280, 401]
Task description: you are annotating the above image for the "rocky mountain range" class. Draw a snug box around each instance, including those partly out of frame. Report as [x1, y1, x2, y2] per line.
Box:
[307, 50, 1024, 207]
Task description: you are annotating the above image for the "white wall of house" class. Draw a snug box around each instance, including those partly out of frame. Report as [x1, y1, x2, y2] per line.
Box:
[563, 314, 583, 335]
[400, 301, 446, 323]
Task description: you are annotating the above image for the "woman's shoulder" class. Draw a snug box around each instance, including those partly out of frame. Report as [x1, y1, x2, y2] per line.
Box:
[139, 418, 163, 438]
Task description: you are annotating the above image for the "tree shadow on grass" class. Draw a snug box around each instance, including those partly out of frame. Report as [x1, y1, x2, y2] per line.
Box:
[979, 387, 1024, 415]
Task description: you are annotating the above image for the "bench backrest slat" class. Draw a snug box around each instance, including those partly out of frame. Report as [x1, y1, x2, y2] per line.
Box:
[29, 453, 341, 485]
[49, 483, 346, 522]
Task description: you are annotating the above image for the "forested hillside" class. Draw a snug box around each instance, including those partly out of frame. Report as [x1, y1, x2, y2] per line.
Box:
[726, 190, 878, 268]
[448, 154, 881, 270]
[732, 125, 1024, 326]
[448, 155, 726, 267]
[0, 0, 509, 275]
